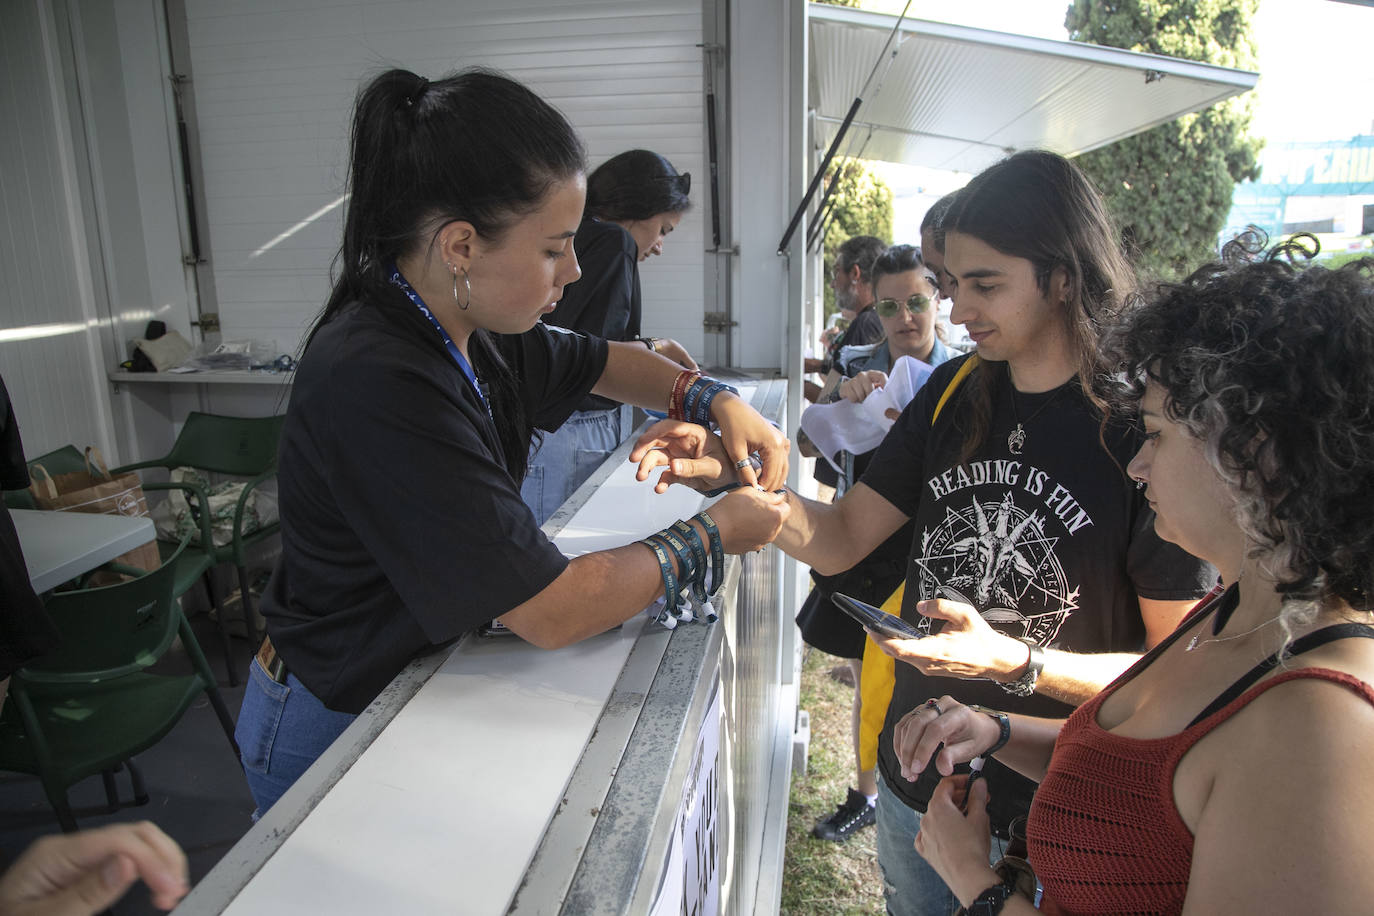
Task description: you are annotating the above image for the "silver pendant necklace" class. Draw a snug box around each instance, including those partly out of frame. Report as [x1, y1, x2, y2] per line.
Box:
[1185, 617, 1280, 651]
[1185, 584, 1278, 651]
[1007, 384, 1062, 456]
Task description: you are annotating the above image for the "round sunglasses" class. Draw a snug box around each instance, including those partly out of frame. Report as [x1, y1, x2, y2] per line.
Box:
[874, 294, 932, 317]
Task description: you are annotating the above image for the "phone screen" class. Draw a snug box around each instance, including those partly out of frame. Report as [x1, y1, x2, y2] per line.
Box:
[830, 593, 924, 640]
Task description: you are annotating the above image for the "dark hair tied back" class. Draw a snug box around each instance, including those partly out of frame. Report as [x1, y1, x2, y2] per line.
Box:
[585, 149, 691, 222]
[404, 76, 430, 108]
[310, 67, 586, 481]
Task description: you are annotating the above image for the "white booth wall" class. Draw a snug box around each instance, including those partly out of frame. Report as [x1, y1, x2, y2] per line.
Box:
[0, 0, 806, 468]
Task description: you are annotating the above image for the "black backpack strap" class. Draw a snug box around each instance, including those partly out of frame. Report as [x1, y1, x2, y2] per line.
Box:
[1187, 623, 1374, 728]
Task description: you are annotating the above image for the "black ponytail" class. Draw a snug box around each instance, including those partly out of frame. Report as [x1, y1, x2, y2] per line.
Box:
[307, 67, 586, 480]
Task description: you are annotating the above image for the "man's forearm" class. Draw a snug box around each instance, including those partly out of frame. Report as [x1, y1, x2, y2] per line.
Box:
[1029, 649, 1140, 706]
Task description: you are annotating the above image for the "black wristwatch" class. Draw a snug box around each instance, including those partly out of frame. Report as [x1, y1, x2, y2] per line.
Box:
[965, 880, 1016, 915]
[1000, 637, 1044, 697]
[967, 705, 1011, 757]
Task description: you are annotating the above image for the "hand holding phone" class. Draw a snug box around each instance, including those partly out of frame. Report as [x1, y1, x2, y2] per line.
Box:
[831, 592, 925, 640]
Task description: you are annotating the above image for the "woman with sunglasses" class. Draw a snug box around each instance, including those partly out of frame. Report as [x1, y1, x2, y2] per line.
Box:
[523, 150, 698, 524]
[831, 244, 952, 406]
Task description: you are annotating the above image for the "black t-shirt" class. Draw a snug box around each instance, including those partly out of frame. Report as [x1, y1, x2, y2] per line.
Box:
[860, 355, 1216, 834]
[262, 288, 608, 713]
[545, 218, 640, 413]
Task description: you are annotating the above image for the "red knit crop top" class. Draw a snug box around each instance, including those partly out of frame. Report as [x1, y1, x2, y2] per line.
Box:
[1025, 601, 1374, 915]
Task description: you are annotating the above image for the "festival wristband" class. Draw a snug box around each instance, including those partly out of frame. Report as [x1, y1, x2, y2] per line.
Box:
[682, 376, 710, 425]
[692, 510, 726, 599]
[670, 520, 709, 602]
[669, 369, 701, 421]
[694, 382, 740, 427]
[657, 528, 698, 600]
[641, 536, 679, 615]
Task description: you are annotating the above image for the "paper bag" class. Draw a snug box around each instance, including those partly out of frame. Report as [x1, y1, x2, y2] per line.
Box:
[28, 447, 160, 574]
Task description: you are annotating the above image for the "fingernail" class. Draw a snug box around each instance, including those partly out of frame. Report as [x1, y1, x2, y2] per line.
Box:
[102, 859, 123, 888]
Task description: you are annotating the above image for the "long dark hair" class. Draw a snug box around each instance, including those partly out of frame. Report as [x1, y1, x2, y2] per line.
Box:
[308, 68, 586, 479]
[945, 150, 1135, 460]
[584, 149, 690, 222]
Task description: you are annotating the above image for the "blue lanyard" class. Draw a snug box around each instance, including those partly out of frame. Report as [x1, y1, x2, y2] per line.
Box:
[388, 264, 491, 417]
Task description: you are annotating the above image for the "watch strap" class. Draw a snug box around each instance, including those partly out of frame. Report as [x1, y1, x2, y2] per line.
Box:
[1000, 637, 1044, 697]
[960, 880, 1015, 916]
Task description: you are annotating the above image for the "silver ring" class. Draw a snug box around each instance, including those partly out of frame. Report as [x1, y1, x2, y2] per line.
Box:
[924, 698, 943, 716]
[734, 457, 753, 470]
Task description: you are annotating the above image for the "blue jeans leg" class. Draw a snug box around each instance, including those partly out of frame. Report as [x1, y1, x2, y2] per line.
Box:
[875, 775, 1006, 916]
[521, 405, 629, 524]
[235, 659, 356, 816]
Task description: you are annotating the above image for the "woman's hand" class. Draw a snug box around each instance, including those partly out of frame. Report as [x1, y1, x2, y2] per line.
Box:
[838, 370, 888, 403]
[708, 392, 789, 490]
[0, 822, 190, 915]
[631, 420, 732, 493]
[915, 775, 1002, 909]
[702, 486, 790, 553]
[649, 337, 698, 371]
[890, 694, 1001, 783]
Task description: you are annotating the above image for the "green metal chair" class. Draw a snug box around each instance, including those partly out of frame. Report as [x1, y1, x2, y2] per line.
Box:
[0, 539, 239, 832]
[113, 412, 286, 686]
[2, 444, 88, 511]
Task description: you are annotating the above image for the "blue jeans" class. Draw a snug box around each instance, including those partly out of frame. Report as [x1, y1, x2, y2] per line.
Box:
[521, 404, 630, 524]
[876, 775, 1006, 916]
[235, 658, 356, 816]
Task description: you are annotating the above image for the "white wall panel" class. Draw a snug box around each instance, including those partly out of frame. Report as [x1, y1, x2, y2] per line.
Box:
[182, 0, 706, 358]
[0, 0, 112, 460]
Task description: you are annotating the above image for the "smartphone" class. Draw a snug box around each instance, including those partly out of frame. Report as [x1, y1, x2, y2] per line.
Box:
[831, 592, 925, 640]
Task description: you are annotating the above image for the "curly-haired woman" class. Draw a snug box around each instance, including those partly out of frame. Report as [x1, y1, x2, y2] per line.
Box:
[898, 238, 1374, 914]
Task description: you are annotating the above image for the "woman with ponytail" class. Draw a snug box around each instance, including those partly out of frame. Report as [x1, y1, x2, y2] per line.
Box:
[523, 149, 697, 524]
[237, 68, 789, 814]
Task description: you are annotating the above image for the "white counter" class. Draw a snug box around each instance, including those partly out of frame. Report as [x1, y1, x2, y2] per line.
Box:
[181, 378, 796, 915]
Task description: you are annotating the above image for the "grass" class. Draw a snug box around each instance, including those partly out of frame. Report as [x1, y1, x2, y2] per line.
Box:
[780, 647, 884, 915]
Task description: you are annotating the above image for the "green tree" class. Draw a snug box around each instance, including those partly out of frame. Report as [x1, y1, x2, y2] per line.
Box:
[820, 157, 894, 316]
[1066, 0, 1262, 281]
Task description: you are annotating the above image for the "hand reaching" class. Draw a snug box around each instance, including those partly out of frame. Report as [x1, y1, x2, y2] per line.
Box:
[0, 822, 190, 916]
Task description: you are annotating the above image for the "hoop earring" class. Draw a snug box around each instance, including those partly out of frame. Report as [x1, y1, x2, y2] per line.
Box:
[453, 266, 471, 310]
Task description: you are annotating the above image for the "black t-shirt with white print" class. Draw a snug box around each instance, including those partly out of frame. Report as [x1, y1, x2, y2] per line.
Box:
[860, 354, 1216, 836]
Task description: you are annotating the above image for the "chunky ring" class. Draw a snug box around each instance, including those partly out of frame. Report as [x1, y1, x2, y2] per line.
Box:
[924, 698, 943, 717]
[734, 457, 753, 470]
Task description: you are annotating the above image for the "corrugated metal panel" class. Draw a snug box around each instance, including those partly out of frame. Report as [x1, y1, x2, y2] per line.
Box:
[0, 0, 111, 459]
[809, 4, 1258, 172]
[182, 0, 706, 357]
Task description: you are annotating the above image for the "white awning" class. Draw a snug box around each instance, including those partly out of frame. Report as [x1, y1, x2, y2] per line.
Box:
[809, 4, 1258, 173]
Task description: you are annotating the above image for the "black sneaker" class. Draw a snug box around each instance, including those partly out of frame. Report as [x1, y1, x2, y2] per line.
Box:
[811, 787, 876, 842]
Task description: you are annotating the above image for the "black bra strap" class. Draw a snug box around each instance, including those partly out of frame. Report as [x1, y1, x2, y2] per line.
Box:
[1187, 623, 1374, 728]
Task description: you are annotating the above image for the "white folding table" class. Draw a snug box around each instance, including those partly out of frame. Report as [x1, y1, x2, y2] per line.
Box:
[12, 509, 157, 593]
